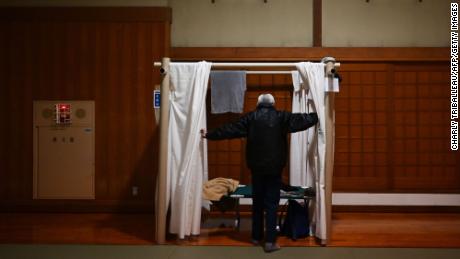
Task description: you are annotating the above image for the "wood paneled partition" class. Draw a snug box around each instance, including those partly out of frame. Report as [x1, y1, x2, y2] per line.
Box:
[174, 47, 460, 194]
[334, 63, 459, 192]
[0, 7, 171, 211]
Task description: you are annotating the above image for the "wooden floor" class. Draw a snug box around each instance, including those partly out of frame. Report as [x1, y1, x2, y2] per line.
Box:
[1, 212, 460, 247]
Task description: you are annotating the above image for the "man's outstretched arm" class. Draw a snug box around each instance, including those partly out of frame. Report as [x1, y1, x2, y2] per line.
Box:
[287, 112, 318, 133]
[201, 114, 250, 140]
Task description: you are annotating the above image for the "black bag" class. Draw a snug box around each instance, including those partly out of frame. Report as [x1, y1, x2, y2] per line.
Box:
[278, 199, 309, 240]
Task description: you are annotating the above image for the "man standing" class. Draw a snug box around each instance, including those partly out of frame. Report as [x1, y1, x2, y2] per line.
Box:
[201, 93, 318, 253]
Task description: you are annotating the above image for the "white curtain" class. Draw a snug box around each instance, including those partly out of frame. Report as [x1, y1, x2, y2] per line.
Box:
[294, 62, 327, 241]
[168, 61, 211, 238]
[290, 71, 315, 188]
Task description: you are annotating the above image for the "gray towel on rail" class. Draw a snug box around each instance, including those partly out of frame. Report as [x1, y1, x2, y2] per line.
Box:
[210, 71, 247, 114]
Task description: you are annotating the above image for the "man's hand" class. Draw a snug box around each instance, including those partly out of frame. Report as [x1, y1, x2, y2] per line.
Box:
[200, 129, 207, 138]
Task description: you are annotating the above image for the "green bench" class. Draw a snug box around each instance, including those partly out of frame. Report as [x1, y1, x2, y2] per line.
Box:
[226, 185, 315, 229]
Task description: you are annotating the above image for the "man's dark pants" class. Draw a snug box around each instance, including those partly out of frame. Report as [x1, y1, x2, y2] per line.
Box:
[251, 170, 282, 243]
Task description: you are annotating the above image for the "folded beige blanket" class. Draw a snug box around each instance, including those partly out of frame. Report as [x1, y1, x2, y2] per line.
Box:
[202, 177, 239, 201]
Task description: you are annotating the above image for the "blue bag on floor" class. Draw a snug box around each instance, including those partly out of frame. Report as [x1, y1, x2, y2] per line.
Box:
[279, 199, 309, 240]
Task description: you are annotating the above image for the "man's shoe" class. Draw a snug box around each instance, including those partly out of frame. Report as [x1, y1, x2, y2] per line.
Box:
[264, 242, 281, 253]
[251, 239, 260, 246]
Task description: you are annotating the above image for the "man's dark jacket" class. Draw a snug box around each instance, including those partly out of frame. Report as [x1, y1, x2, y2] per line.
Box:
[206, 104, 318, 174]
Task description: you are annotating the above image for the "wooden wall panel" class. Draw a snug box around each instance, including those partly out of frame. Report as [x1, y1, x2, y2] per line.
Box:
[390, 65, 459, 192]
[0, 7, 170, 211]
[171, 47, 448, 62]
[0, 23, 6, 199]
[333, 63, 460, 192]
[333, 64, 391, 192]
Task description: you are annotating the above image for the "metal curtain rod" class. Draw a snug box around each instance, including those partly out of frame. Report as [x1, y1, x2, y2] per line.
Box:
[153, 61, 340, 75]
[246, 71, 292, 74]
[153, 61, 340, 68]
